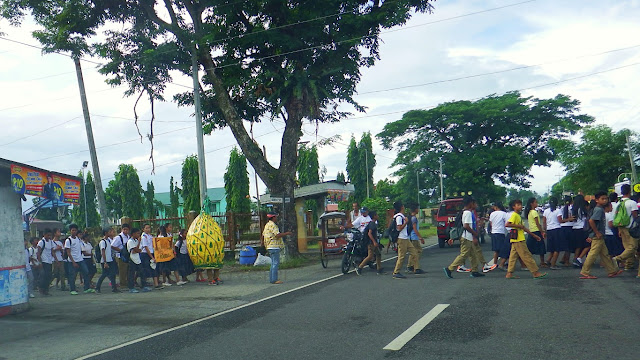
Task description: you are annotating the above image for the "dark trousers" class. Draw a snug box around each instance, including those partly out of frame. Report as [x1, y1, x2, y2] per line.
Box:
[96, 261, 117, 291]
[68, 260, 90, 292]
[40, 263, 52, 294]
[128, 262, 146, 289]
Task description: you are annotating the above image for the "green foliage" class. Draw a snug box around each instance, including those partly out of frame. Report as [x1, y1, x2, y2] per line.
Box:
[505, 188, 541, 205]
[181, 155, 200, 214]
[72, 171, 100, 229]
[336, 172, 346, 183]
[224, 148, 251, 212]
[168, 176, 180, 218]
[297, 144, 320, 187]
[377, 92, 594, 205]
[105, 164, 144, 220]
[373, 178, 398, 201]
[143, 181, 162, 219]
[346, 132, 376, 202]
[361, 197, 391, 230]
[550, 125, 640, 195]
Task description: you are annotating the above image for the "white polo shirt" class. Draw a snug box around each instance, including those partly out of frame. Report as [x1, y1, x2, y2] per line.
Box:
[111, 233, 130, 258]
[141, 233, 154, 255]
[64, 236, 83, 263]
[99, 237, 114, 263]
[127, 238, 142, 265]
[37, 238, 54, 264]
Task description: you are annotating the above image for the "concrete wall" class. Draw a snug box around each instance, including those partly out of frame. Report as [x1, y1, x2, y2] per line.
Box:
[0, 166, 29, 316]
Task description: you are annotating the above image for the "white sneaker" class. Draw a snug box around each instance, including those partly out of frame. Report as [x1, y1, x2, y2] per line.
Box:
[162, 282, 172, 287]
[482, 264, 498, 273]
[456, 265, 471, 273]
[176, 281, 187, 286]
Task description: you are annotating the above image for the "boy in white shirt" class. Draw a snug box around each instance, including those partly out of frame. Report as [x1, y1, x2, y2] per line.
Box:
[444, 197, 485, 278]
[612, 184, 639, 271]
[36, 229, 54, 296]
[140, 224, 163, 290]
[65, 224, 94, 295]
[95, 228, 120, 293]
[127, 228, 151, 293]
[391, 201, 419, 279]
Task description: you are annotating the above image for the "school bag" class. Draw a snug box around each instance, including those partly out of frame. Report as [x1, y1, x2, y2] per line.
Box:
[386, 214, 411, 243]
[630, 218, 640, 238]
[95, 238, 109, 264]
[613, 199, 630, 227]
[115, 235, 130, 263]
[448, 211, 464, 240]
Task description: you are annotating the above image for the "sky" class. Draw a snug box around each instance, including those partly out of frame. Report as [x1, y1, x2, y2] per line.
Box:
[1, 0, 640, 210]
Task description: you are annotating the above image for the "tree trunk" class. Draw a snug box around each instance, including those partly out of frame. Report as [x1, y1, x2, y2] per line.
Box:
[268, 179, 298, 257]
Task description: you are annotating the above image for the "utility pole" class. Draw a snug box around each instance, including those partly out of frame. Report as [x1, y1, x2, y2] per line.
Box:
[73, 56, 108, 228]
[82, 161, 88, 228]
[626, 133, 638, 187]
[192, 46, 208, 209]
[439, 157, 444, 202]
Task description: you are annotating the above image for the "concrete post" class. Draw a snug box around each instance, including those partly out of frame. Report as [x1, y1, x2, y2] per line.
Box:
[0, 166, 29, 316]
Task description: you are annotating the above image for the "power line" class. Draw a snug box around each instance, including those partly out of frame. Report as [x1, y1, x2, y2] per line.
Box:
[0, 116, 81, 148]
[100, 127, 284, 183]
[358, 44, 640, 95]
[25, 125, 194, 164]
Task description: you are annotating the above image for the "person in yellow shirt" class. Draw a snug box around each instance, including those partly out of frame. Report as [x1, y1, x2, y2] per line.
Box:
[263, 212, 292, 284]
[505, 199, 547, 279]
[524, 198, 547, 268]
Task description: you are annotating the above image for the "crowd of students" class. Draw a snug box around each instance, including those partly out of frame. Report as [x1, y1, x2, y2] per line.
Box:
[444, 183, 640, 279]
[25, 222, 221, 297]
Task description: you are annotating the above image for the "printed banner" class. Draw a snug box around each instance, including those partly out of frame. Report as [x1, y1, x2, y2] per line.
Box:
[153, 237, 175, 263]
[10, 164, 80, 204]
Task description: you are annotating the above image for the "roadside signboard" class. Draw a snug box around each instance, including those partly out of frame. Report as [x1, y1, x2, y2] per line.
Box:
[10, 164, 80, 204]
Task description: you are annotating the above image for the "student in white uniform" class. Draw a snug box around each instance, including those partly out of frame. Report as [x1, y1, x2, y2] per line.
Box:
[95, 228, 119, 293]
[64, 224, 94, 295]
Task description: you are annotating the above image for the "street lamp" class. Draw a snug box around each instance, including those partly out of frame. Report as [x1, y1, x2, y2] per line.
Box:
[82, 161, 88, 228]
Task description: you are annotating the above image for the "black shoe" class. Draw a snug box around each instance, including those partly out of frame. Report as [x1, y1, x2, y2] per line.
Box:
[112, 289, 121, 293]
[443, 267, 453, 278]
[355, 267, 362, 276]
[407, 266, 414, 272]
[377, 269, 387, 275]
[414, 269, 425, 274]
[470, 272, 485, 277]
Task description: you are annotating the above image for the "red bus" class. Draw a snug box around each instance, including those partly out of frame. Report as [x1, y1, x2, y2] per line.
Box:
[435, 198, 464, 248]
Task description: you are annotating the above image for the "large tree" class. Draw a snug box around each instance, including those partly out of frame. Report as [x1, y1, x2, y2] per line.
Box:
[181, 155, 200, 214]
[72, 171, 100, 228]
[2, 0, 435, 255]
[297, 144, 320, 187]
[143, 180, 162, 219]
[224, 147, 251, 214]
[377, 92, 594, 205]
[105, 164, 144, 220]
[346, 132, 376, 202]
[550, 125, 640, 195]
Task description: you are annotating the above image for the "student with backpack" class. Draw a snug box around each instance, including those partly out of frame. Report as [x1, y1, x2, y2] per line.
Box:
[443, 196, 486, 278]
[579, 191, 623, 279]
[407, 206, 425, 274]
[612, 184, 639, 271]
[51, 229, 66, 291]
[36, 228, 54, 296]
[391, 201, 418, 279]
[111, 223, 131, 290]
[127, 228, 151, 293]
[81, 234, 96, 287]
[95, 228, 120, 294]
[355, 211, 384, 275]
[65, 224, 93, 295]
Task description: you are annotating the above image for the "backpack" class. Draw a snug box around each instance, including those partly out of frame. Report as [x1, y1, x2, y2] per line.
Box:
[613, 199, 631, 227]
[95, 238, 108, 264]
[116, 235, 130, 263]
[387, 214, 410, 243]
[630, 218, 640, 239]
[448, 211, 464, 240]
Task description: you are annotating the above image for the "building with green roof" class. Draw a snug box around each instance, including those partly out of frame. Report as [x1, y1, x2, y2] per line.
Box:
[155, 187, 227, 218]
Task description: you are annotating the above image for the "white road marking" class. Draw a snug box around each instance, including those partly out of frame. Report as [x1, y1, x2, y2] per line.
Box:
[383, 303, 450, 351]
[76, 241, 440, 359]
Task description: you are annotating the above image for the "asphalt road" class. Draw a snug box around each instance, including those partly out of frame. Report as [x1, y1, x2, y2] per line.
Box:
[79, 244, 640, 360]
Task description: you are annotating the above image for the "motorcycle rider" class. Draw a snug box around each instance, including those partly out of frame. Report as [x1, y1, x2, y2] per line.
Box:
[355, 211, 384, 275]
[350, 207, 371, 233]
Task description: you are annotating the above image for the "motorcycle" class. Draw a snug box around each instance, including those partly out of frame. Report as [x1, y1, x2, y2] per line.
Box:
[341, 228, 378, 274]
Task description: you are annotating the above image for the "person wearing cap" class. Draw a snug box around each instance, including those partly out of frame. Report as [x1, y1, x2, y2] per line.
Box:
[263, 212, 292, 284]
[350, 207, 371, 233]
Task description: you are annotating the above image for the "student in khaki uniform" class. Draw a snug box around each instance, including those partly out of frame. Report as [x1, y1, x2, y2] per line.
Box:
[443, 196, 485, 278]
[504, 199, 547, 279]
[579, 191, 624, 279]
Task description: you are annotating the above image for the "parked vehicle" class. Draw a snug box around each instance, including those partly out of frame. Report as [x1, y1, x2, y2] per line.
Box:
[436, 198, 464, 248]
